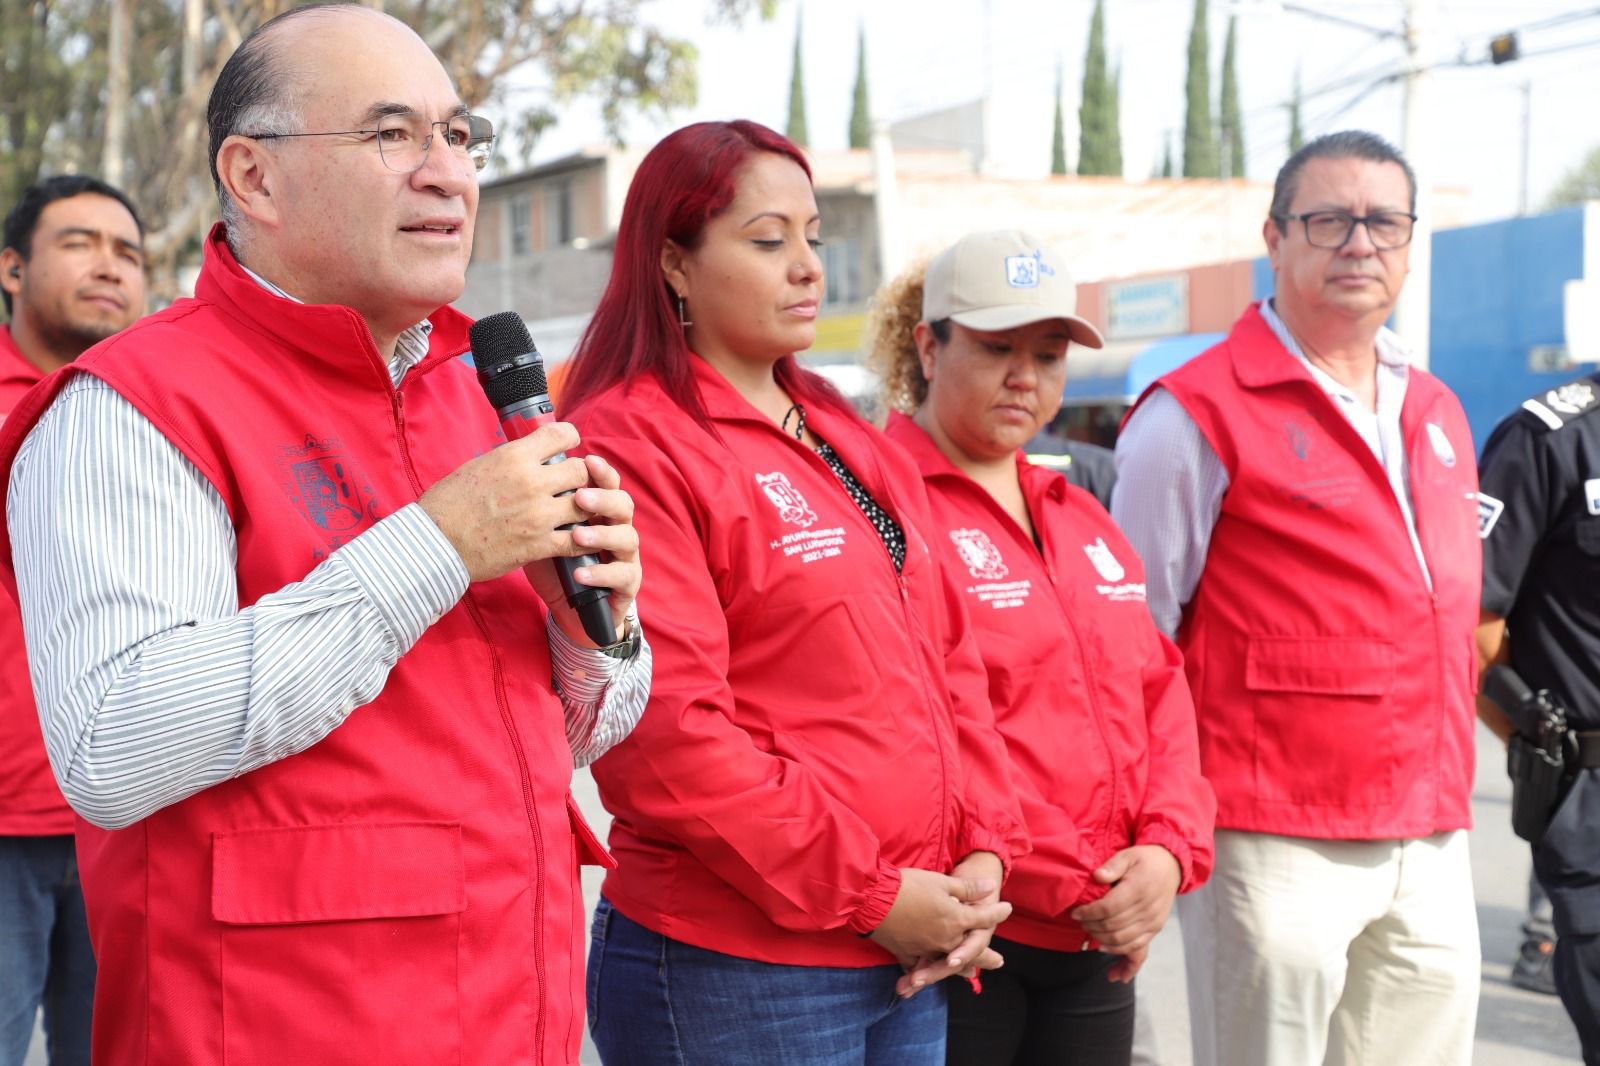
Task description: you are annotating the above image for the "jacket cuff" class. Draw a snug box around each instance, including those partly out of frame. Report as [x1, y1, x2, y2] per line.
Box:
[956, 821, 1016, 882]
[1135, 822, 1196, 893]
[846, 859, 903, 935]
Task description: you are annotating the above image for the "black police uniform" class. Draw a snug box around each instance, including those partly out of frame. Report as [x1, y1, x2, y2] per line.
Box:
[1021, 434, 1117, 509]
[1482, 374, 1600, 1062]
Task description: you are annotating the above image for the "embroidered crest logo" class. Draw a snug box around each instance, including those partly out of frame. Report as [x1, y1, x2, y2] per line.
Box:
[950, 528, 1009, 581]
[292, 456, 369, 533]
[756, 471, 818, 528]
[1083, 537, 1126, 582]
[277, 434, 379, 556]
[1547, 382, 1595, 415]
[1425, 422, 1457, 468]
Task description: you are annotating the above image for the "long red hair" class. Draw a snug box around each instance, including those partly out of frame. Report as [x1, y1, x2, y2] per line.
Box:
[561, 120, 851, 426]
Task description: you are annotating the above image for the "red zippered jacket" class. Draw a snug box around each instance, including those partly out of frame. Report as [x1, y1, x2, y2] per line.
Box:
[0, 325, 72, 836]
[566, 361, 1029, 966]
[0, 228, 607, 1065]
[1132, 303, 1480, 839]
[886, 413, 1214, 951]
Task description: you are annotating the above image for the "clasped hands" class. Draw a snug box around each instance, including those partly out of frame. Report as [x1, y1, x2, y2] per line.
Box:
[870, 851, 1010, 999]
[872, 843, 1182, 997]
[1070, 844, 1183, 983]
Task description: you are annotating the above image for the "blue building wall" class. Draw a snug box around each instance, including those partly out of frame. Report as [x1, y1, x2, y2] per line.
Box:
[1247, 207, 1586, 452]
[1430, 207, 1585, 452]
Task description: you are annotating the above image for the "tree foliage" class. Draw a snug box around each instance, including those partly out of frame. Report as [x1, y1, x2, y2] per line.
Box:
[1182, 0, 1217, 178]
[1547, 144, 1600, 210]
[1051, 62, 1067, 176]
[1108, 59, 1123, 178]
[786, 7, 808, 147]
[849, 22, 870, 149]
[1288, 67, 1305, 155]
[0, 0, 767, 297]
[1219, 15, 1243, 178]
[1077, 0, 1118, 177]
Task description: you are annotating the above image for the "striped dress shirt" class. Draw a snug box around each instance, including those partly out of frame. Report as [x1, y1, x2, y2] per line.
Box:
[6, 275, 649, 829]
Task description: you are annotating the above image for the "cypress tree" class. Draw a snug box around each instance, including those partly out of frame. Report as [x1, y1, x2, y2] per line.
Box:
[1288, 67, 1305, 154]
[849, 23, 870, 149]
[1051, 61, 1068, 175]
[1108, 58, 1123, 177]
[786, 8, 808, 147]
[1182, 0, 1218, 177]
[1077, 0, 1113, 175]
[1220, 16, 1243, 177]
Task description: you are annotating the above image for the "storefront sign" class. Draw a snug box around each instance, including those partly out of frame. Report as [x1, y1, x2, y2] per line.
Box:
[1105, 274, 1189, 340]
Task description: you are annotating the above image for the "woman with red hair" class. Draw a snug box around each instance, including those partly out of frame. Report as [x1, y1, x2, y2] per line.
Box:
[563, 120, 1029, 1064]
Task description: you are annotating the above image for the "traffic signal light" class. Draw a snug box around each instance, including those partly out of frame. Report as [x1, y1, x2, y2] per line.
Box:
[1490, 32, 1520, 65]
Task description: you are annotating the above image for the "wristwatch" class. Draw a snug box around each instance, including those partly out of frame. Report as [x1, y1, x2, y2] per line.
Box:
[597, 609, 640, 660]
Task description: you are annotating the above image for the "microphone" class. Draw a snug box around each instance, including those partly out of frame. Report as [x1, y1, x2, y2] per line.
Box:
[468, 311, 616, 647]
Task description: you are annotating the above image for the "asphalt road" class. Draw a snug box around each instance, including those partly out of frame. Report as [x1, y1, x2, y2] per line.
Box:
[24, 723, 1580, 1064]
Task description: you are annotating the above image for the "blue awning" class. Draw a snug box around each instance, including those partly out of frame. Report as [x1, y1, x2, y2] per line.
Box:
[1062, 332, 1226, 405]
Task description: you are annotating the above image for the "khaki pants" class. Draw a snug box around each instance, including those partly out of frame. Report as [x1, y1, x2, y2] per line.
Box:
[1179, 829, 1480, 1066]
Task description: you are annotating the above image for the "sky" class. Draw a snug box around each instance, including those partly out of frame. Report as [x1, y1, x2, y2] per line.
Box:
[497, 0, 1600, 226]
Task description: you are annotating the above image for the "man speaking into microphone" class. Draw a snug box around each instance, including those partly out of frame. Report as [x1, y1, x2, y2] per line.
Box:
[0, 6, 648, 1065]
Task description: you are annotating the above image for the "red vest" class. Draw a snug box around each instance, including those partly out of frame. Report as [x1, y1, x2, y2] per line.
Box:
[0, 229, 604, 1065]
[1136, 303, 1480, 840]
[0, 325, 72, 836]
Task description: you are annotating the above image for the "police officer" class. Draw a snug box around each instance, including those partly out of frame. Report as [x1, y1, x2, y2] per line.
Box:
[1479, 373, 1600, 1062]
[1022, 430, 1117, 507]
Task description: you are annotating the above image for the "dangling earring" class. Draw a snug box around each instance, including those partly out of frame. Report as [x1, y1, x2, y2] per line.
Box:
[677, 293, 693, 329]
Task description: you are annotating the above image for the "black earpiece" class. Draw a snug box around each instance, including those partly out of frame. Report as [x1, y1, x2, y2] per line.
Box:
[7, 267, 17, 278]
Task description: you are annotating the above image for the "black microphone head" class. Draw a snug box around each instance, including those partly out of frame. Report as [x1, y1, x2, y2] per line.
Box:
[469, 311, 534, 370]
[469, 311, 549, 410]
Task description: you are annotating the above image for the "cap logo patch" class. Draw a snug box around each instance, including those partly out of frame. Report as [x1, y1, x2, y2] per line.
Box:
[1004, 249, 1055, 289]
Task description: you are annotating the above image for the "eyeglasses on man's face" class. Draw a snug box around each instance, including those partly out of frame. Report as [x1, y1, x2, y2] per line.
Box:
[247, 112, 496, 174]
[1274, 210, 1417, 251]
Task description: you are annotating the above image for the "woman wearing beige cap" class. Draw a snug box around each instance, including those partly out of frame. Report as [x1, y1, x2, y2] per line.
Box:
[868, 230, 1217, 1066]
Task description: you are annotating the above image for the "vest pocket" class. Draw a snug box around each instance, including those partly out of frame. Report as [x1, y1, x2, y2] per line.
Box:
[1244, 637, 1397, 806]
[212, 822, 465, 1065]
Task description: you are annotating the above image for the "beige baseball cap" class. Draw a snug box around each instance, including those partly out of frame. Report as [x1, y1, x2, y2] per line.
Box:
[922, 229, 1105, 349]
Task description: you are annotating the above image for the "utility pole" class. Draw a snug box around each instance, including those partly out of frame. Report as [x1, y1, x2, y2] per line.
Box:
[871, 120, 902, 284]
[1519, 80, 1532, 216]
[1394, 0, 1435, 370]
[980, 0, 994, 174]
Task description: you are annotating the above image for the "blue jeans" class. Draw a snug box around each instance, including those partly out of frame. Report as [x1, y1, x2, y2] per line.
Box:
[587, 897, 946, 1065]
[0, 836, 94, 1066]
